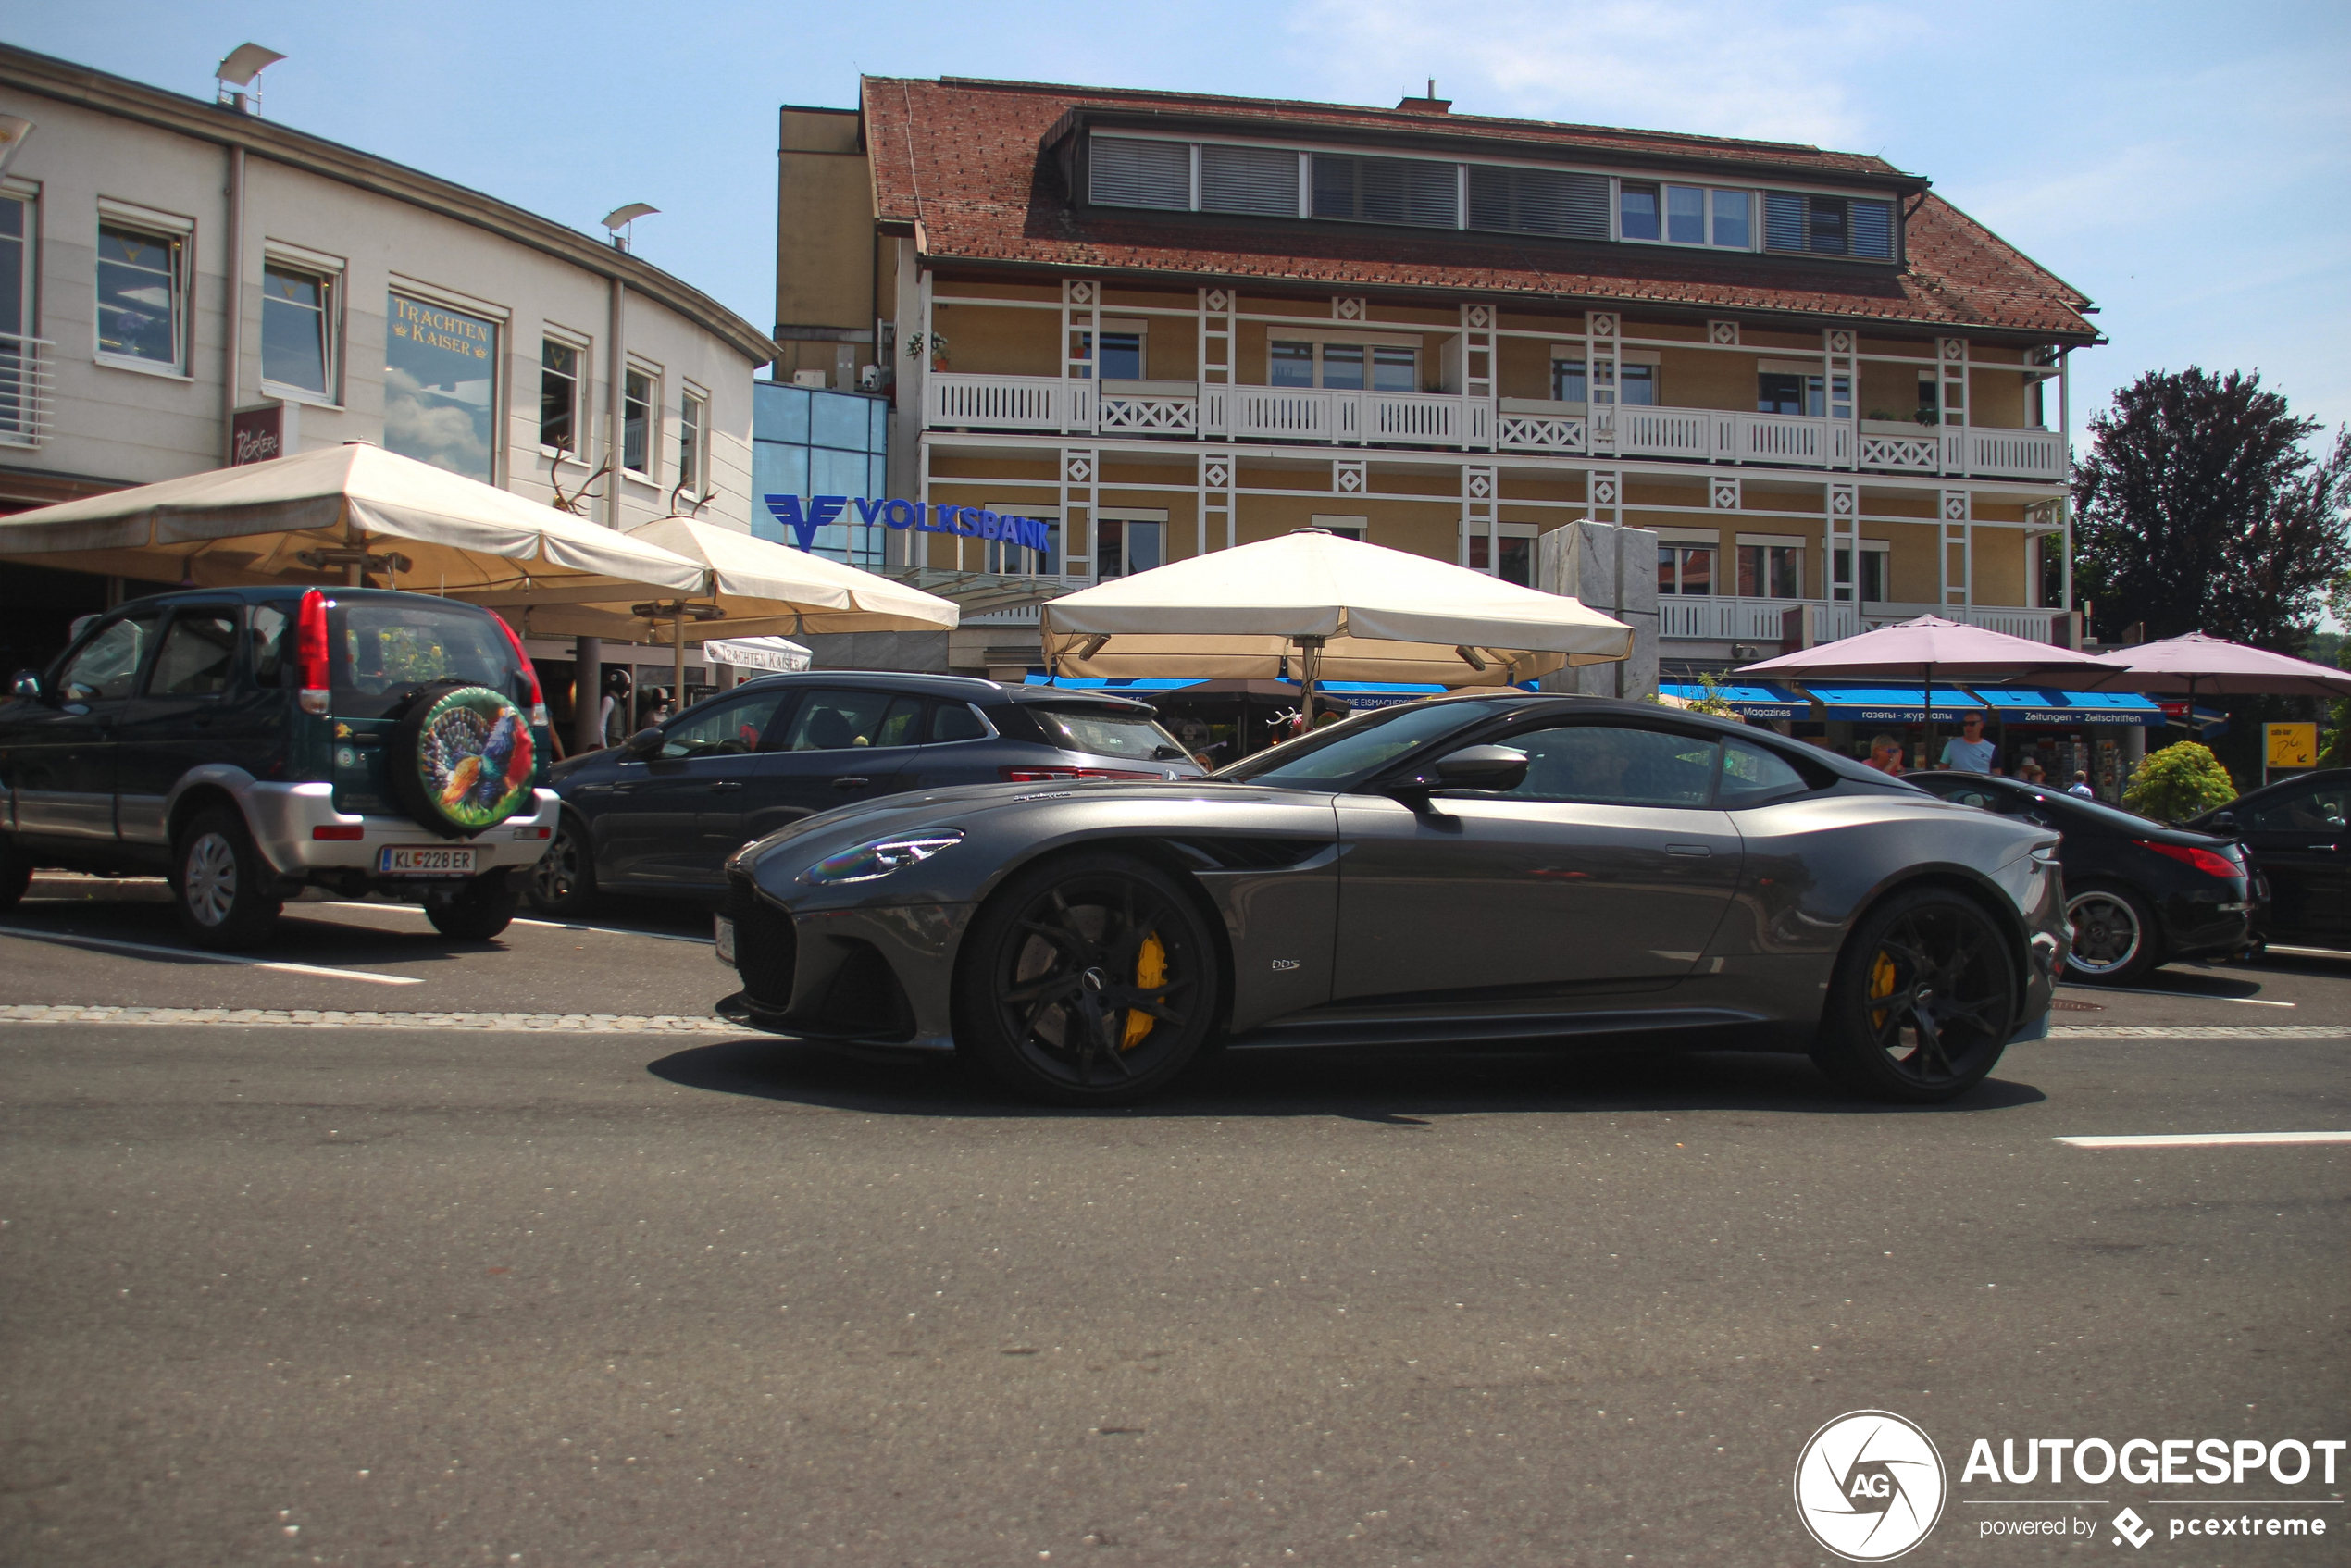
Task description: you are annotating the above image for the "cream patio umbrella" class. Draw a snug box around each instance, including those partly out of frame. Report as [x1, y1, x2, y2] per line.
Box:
[0, 442, 705, 598]
[462, 515, 960, 698]
[1039, 528, 1632, 714]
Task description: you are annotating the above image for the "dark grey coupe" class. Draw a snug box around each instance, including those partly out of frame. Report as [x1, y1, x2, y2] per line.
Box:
[715, 693, 2069, 1105]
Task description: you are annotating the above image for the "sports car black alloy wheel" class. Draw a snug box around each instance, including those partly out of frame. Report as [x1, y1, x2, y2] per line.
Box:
[960, 852, 1219, 1104]
[1813, 889, 2020, 1102]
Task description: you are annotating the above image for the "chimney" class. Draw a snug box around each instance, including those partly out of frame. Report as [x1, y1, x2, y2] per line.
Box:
[1397, 78, 1451, 115]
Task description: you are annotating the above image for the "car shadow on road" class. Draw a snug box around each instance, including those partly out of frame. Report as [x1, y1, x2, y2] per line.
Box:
[646, 1035, 2048, 1123]
[5, 890, 507, 967]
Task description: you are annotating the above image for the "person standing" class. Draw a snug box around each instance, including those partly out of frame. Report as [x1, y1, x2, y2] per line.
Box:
[2068, 770, 2096, 799]
[1938, 712, 1997, 774]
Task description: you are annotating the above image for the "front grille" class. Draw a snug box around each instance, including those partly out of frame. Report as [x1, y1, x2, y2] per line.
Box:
[725, 871, 797, 1011]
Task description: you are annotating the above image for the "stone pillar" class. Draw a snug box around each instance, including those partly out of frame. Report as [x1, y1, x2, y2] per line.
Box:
[1535, 519, 1658, 701]
[572, 636, 603, 754]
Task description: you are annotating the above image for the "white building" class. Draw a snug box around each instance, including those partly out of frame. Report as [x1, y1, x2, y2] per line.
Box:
[0, 43, 776, 703]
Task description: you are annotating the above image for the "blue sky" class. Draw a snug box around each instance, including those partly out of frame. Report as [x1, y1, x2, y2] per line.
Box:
[9, 1, 2348, 442]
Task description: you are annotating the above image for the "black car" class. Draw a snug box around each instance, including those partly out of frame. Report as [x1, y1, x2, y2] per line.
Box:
[717, 694, 2068, 1106]
[1906, 771, 2254, 984]
[530, 672, 1203, 915]
[1, 587, 559, 948]
[2186, 769, 2349, 952]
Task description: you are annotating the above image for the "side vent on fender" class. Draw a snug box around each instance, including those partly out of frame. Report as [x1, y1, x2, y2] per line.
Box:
[1164, 838, 1328, 872]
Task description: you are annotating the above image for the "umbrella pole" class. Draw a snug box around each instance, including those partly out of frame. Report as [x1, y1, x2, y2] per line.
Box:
[673, 613, 687, 710]
[1922, 665, 1932, 771]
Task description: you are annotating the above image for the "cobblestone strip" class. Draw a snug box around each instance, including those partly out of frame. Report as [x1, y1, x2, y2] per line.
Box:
[2048, 1025, 2348, 1039]
[0, 1003, 741, 1033]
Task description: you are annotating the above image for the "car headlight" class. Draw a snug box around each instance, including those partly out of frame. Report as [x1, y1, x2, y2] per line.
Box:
[803, 828, 964, 885]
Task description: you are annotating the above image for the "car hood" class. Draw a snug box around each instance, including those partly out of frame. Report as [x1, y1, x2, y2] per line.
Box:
[732, 777, 1336, 898]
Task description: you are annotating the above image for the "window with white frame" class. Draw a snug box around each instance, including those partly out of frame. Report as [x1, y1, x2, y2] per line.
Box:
[1550, 353, 1587, 404]
[540, 336, 582, 455]
[678, 385, 709, 499]
[0, 188, 34, 440]
[1310, 515, 1365, 541]
[1467, 166, 1609, 240]
[96, 219, 187, 370]
[259, 260, 335, 399]
[385, 292, 500, 483]
[1737, 536, 1806, 599]
[1756, 359, 1852, 419]
[1310, 154, 1456, 228]
[981, 511, 1061, 576]
[622, 364, 657, 477]
[1467, 522, 1538, 586]
[1268, 338, 1417, 392]
[1619, 182, 1752, 248]
[1095, 516, 1164, 579]
[1071, 319, 1146, 380]
[1832, 539, 1890, 604]
[1657, 538, 1718, 596]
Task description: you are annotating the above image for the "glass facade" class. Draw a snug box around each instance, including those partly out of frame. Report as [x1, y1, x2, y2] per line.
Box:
[752, 380, 889, 568]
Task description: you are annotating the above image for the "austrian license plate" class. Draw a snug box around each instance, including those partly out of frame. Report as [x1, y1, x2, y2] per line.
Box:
[714, 915, 736, 967]
[379, 845, 477, 875]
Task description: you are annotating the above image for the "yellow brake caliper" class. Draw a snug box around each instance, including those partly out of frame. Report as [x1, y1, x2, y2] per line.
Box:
[1122, 932, 1167, 1051]
[1868, 949, 1898, 1032]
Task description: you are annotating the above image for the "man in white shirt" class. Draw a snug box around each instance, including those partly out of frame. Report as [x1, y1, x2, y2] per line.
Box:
[1938, 712, 1997, 774]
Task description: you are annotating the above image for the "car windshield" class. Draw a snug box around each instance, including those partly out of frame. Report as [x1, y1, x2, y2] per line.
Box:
[329, 599, 525, 719]
[1219, 699, 1512, 789]
[1031, 706, 1188, 763]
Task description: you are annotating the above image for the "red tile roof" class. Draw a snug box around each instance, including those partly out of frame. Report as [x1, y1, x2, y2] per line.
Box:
[862, 77, 2098, 343]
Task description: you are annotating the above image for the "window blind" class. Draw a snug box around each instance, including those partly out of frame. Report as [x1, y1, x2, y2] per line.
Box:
[1312, 155, 1457, 228]
[1466, 166, 1610, 240]
[1090, 137, 1190, 210]
[1848, 199, 1894, 259]
[1200, 144, 1299, 217]
[1764, 193, 1807, 253]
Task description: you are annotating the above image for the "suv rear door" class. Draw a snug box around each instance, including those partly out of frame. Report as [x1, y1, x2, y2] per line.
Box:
[116, 602, 276, 851]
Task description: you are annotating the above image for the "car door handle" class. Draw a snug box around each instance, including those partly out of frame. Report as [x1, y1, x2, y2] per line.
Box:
[708, 780, 744, 792]
[831, 777, 871, 790]
[1664, 843, 1711, 857]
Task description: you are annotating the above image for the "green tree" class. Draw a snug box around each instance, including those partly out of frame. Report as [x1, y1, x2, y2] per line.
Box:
[2123, 740, 2237, 822]
[2071, 369, 2351, 650]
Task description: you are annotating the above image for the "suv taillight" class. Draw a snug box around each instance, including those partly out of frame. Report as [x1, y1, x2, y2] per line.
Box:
[295, 589, 330, 716]
[1001, 766, 1162, 782]
[490, 612, 551, 728]
[2137, 840, 2240, 879]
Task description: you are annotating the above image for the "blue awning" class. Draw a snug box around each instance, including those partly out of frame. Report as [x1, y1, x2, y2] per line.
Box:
[1804, 684, 1985, 722]
[1976, 687, 2165, 727]
[1316, 680, 1448, 710]
[1660, 681, 1809, 720]
[1022, 676, 1205, 691]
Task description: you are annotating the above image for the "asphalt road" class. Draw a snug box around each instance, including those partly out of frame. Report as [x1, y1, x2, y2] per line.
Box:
[2, 878, 2345, 1567]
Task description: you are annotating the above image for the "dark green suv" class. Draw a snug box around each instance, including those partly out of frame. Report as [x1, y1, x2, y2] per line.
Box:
[1, 586, 558, 948]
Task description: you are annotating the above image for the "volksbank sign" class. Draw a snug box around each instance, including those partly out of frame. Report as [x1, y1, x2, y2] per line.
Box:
[765, 494, 1051, 554]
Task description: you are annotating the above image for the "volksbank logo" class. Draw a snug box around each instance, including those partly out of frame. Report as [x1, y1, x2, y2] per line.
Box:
[1794, 1410, 1948, 1562]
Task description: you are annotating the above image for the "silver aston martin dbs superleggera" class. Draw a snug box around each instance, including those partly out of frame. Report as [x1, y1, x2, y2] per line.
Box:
[715, 692, 2068, 1104]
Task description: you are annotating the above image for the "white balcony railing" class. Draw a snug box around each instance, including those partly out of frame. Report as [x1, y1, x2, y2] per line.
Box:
[923, 373, 2067, 480]
[0, 336, 56, 447]
[1661, 595, 2062, 644]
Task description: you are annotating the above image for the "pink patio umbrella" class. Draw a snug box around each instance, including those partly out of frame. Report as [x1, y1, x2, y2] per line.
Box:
[2073, 630, 2351, 704]
[1735, 616, 2127, 760]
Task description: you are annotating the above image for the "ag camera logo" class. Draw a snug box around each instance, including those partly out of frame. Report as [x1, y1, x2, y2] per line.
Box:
[1794, 1410, 1948, 1562]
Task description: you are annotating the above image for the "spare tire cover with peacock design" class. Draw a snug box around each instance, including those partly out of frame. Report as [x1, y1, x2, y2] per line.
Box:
[387, 679, 537, 837]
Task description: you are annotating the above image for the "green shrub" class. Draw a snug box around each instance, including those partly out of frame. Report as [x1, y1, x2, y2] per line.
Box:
[2123, 741, 2237, 822]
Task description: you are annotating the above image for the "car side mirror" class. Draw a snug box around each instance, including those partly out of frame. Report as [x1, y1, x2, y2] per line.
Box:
[623, 726, 664, 758]
[1388, 745, 1530, 806]
[9, 669, 42, 701]
[2208, 811, 2236, 833]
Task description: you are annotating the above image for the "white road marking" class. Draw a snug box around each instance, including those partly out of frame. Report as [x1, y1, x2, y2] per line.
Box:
[2048, 1025, 2345, 1039]
[511, 916, 715, 945]
[2059, 983, 2292, 1007]
[0, 1002, 735, 1032]
[2056, 1131, 2351, 1149]
[0, 927, 424, 986]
